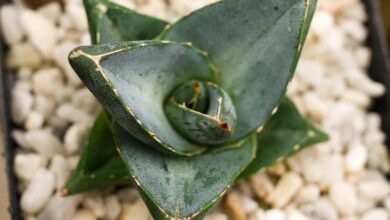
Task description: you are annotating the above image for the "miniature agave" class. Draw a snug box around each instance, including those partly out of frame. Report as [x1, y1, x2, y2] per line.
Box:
[64, 0, 328, 219]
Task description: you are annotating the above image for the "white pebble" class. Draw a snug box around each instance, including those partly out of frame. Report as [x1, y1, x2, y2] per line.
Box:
[361, 209, 389, 220]
[24, 111, 45, 130]
[11, 130, 31, 150]
[204, 213, 229, 220]
[57, 103, 93, 124]
[72, 210, 96, 220]
[11, 88, 33, 124]
[64, 124, 88, 155]
[66, 3, 88, 31]
[49, 155, 69, 190]
[14, 153, 48, 181]
[239, 194, 259, 214]
[0, 5, 24, 44]
[52, 41, 82, 86]
[105, 196, 121, 220]
[120, 200, 150, 220]
[310, 11, 335, 36]
[33, 95, 56, 119]
[265, 209, 285, 220]
[37, 2, 62, 23]
[21, 169, 55, 214]
[345, 144, 368, 172]
[32, 67, 64, 97]
[82, 195, 106, 219]
[20, 9, 58, 58]
[294, 184, 320, 204]
[250, 173, 275, 203]
[24, 129, 64, 157]
[357, 179, 390, 202]
[38, 194, 82, 220]
[329, 182, 358, 216]
[269, 172, 303, 208]
[286, 210, 310, 220]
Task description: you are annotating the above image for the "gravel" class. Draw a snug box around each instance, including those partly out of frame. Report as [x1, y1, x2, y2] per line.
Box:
[1, 0, 390, 219]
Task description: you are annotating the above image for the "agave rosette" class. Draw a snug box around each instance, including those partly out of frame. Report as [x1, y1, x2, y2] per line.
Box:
[65, 0, 327, 219]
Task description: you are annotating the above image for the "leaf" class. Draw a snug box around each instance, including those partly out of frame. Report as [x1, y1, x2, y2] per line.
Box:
[64, 111, 130, 195]
[161, 0, 317, 143]
[69, 41, 218, 156]
[84, 0, 168, 44]
[238, 98, 328, 179]
[113, 122, 257, 220]
[164, 81, 237, 145]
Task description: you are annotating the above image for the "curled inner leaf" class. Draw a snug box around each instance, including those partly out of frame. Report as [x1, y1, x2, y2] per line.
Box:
[164, 81, 237, 145]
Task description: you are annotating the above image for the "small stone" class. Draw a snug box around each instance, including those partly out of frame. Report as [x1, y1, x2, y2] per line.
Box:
[204, 213, 229, 220]
[24, 111, 45, 130]
[294, 184, 320, 204]
[33, 95, 56, 119]
[345, 144, 368, 173]
[72, 210, 96, 220]
[14, 153, 48, 181]
[120, 200, 150, 220]
[238, 195, 258, 214]
[0, 5, 24, 44]
[266, 163, 286, 176]
[24, 129, 64, 157]
[357, 179, 390, 202]
[6, 42, 43, 69]
[67, 155, 80, 171]
[269, 172, 303, 208]
[117, 188, 140, 204]
[329, 182, 358, 216]
[301, 198, 338, 220]
[49, 155, 69, 190]
[384, 196, 390, 213]
[264, 209, 285, 220]
[83, 195, 106, 219]
[341, 89, 370, 108]
[248, 209, 266, 220]
[37, 2, 61, 23]
[38, 194, 82, 220]
[286, 210, 310, 220]
[11, 88, 34, 124]
[21, 169, 55, 214]
[52, 41, 82, 86]
[71, 88, 98, 114]
[66, 3, 88, 31]
[56, 103, 93, 124]
[105, 196, 121, 220]
[20, 9, 58, 58]
[11, 130, 31, 150]
[64, 124, 88, 155]
[361, 208, 388, 220]
[18, 67, 33, 80]
[310, 11, 335, 36]
[224, 192, 247, 220]
[32, 67, 64, 97]
[250, 173, 274, 203]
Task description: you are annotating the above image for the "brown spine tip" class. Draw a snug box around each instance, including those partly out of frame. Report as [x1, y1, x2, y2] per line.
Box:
[59, 188, 69, 197]
[219, 122, 230, 131]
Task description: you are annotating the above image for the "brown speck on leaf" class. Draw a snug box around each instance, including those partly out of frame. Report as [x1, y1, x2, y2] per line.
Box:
[219, 122, 230, 131]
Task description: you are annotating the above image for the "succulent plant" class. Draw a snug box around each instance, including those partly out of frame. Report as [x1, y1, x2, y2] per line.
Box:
[64, 0, 328, 219]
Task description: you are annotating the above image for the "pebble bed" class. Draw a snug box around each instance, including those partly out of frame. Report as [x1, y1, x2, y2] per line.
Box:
[1, 0, 390, 219]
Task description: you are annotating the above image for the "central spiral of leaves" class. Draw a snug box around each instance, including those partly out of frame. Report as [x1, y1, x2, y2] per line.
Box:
[164, 80, 237, 145]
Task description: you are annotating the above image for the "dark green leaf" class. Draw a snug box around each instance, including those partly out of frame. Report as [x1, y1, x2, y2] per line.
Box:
[161, 0, 317, 143]
[238, 98, 328, 179]
[113, 122, 257, 220]
[69, 41, 218, 156]
[84, 0, 168, 44]
[64, 111, 129, 195]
